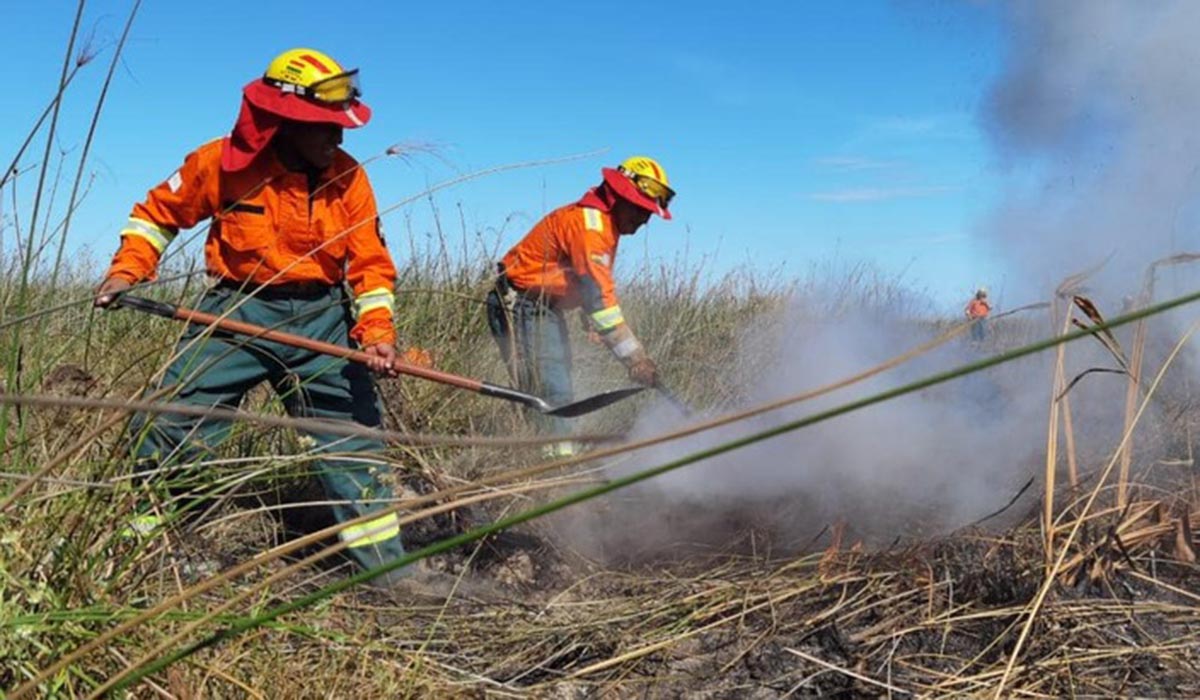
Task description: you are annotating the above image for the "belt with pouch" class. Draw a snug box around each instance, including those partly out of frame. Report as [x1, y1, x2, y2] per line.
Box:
[494, 264, 563, 311]
[212, 278, 337, 300]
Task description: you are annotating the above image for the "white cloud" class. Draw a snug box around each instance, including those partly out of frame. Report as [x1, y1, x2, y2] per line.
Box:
[812, 156, 902, 171]
[807, 185, 959, 202]
[868, 113, 971, 137]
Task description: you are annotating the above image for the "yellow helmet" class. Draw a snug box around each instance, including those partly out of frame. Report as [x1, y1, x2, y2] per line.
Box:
[229, 48, 371, 171]
[604, 155, 675, 219]
[261, 48, 361, 104]
[241, 47, 370, 133]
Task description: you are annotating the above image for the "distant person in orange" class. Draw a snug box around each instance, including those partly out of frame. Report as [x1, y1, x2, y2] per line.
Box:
[487, 156, 674, 457]
[965, 287, 992, 342]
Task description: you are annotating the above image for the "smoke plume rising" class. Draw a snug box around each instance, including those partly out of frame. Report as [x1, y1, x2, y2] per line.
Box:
[555, 4, 1200, 562]
[982, 1, 1200, 300]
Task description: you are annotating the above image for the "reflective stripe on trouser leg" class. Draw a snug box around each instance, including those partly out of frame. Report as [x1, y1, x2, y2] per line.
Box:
[542, 441, 580, 459]
[273, 290, 407, 574]
[340, 512, 401, 546]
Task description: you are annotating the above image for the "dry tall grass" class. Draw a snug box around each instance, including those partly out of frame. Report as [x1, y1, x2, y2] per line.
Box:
[2, 231, 1199, 697]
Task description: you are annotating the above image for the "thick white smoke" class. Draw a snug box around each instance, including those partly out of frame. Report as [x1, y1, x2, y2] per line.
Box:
[981, 1, 1200, 299]
[558, 289, 1055, 563]
[555, 4, 1200, 562]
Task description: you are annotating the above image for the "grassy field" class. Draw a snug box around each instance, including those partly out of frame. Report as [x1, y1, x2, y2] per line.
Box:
[2, 232, 1199, 697]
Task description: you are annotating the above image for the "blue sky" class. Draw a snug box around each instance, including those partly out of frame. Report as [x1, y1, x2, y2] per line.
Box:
[2, 1, 1010, 312]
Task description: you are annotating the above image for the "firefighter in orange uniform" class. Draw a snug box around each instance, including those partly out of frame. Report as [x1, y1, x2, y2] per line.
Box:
[487, 157, 674, 456]
[965, 287, 992, 342]
[93, 48, 408, 583]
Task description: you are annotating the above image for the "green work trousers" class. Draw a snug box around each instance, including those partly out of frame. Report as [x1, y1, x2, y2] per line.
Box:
[129, 284, 405, 574]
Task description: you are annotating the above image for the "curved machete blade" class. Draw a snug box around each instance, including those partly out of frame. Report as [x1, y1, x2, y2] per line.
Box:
[543, 386, 646, 417]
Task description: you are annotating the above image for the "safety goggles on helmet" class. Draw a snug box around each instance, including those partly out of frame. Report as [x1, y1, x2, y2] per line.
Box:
[264, 69, 361, 106]
[619, 166, 676, 209]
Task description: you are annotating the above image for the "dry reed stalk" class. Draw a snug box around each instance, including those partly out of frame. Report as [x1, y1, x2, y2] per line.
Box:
[561, 576, 833, 680]
[0, 391, 615, 449]
[1061, 388, 1079, 490]
[1119, 252, 1200, 506]
[784, 646, 913, 696]
[1129, 569, 1200, 603]
[1043, 297, 1074, 560]
[1119, 292, 1149, 509]
[0, 386, 171, 511]
[993, 316, 1200, 698]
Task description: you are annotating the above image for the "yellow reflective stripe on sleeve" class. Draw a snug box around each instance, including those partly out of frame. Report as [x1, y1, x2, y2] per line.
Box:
[590, 305, 625, 331]
[582, 208, 604, 232]
[340, 512, 401, 547]
[120, 218, 175, 253]
[353, 287, 395, 319]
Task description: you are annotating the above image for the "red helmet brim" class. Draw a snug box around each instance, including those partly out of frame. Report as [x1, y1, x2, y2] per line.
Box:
[602, 167, 672, 220]
[242, 79, 371, 128]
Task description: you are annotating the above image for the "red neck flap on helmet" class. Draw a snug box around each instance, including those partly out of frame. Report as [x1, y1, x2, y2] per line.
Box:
[220, 97, 282, 172]
[221, 78, 372, 172]
[577, 183, 617, 211]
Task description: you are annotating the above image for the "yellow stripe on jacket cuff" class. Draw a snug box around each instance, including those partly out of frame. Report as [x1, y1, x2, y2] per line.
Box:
[590, 305, 625, 331]
[354, 288, 396, 319]
[120, 218, 176, 253]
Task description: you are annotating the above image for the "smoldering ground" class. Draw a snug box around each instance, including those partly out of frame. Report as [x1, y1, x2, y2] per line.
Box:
[557, 286, 1200, 565]
[549, 295, 1047, 562]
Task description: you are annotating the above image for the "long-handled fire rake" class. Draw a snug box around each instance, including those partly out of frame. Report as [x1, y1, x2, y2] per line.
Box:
[118, 295, 644, 418]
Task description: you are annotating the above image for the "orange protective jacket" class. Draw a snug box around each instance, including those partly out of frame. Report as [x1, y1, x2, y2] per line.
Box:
[500, 190, 627, 333]
[105, 139, 397, 346]
[965, 299, 991, 319]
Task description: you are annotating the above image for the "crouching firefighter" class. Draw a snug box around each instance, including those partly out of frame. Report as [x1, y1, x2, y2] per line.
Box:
[94, 48, 409, 582]
[486, 157, 674, 457]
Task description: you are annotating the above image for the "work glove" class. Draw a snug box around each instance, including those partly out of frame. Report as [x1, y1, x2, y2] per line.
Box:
[94, 277, 132, 308]
[626, 354, 658, 387]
